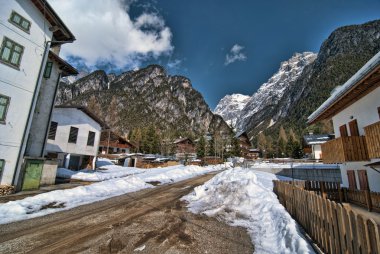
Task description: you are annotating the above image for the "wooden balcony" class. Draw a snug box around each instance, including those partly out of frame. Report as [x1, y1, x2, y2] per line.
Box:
[321, 136, 369, 163]
[364, 121, 380, 159]
[99, 141, 131, 149]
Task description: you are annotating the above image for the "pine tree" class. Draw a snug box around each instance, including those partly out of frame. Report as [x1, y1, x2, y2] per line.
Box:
[196, 135, 206, 158]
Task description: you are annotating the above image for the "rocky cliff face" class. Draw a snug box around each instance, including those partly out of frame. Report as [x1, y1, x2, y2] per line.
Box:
[216, 19, 380, 142]
[214, 94, 250, 128]
[57, 65, 231, 137]
[235, 52, 317, 133]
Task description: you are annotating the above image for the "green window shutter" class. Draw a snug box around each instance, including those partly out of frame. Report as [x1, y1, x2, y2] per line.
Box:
[44, 61, 53, 78]
[0, 95, 10, 123]
[0, 160, 4, 179]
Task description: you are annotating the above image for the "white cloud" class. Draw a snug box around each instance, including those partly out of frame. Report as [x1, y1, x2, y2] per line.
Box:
[48, 0, 173, 69]
[167, 59, 182, 69]
[225, 44, 247, 65]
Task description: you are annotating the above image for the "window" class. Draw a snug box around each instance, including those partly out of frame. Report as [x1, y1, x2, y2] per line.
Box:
[0, 94, 10, 124]
[48, 121, 58, 140]
[0, 159, 4, 179]
[0, 37, 24, 68]
[378, 107, 380, 119]
[68, 127, 79, 143]
[43, 61, 53, 78]
[87, 131, 95, 146]
[9, 11, 31, 33]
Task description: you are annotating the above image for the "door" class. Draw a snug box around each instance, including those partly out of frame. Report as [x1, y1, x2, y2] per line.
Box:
[340, 124, 348, 137]
[347, 170, 357, 190]
[22, 159, 44, 191]
[357, 170, 369, 191]
[68, 155, 81, 170]
[349, 119, 359, 136]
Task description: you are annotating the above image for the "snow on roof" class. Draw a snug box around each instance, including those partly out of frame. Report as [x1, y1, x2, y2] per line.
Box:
[303, 134, 333, 145]
[308, 51, 380, 123]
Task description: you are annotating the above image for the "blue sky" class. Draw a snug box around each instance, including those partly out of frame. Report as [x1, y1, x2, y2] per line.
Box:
[50, 0, 380, 109]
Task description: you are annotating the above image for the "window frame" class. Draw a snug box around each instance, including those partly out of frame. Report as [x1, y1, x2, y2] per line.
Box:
[9, 11, 31, 33]
[68, 126, 79, 144]
[0, 159, 4, 180]
[43, 61, 53, 78]
[48, 121, 58, 140]
[87, 131, 96, 146]
[0, 37, 24, 69]
[0, 94, 11, 124]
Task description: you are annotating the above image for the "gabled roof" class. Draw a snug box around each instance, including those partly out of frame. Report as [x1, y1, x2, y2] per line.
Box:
[48, 51, 78, 77]
[303, 134, 334, 145]
[173, 137, 193, 144]
[308, 51, 380, 124]
[30, 0, 75, 44]
[55, 106, 108, 128]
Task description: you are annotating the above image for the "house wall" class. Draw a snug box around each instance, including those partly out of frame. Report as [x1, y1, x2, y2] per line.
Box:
[0, 1, 52, 185]
[312, 145, 322, 160]
[340, 160, 380, 192]
[332, 86, 380, 137]
[25, 61, 61, 157]
[45, 108, 102, 157]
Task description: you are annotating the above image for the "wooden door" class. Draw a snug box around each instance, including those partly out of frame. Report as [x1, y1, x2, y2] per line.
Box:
[357, 170, 369, 191]
[347, 170, 357, 190]
[340, 124, 348, 137]
[349, 119, 359, 136]
[22, 159, 43, 191]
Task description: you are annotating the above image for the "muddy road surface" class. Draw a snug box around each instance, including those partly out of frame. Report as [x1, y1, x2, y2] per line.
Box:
[0, 173, 253, 254]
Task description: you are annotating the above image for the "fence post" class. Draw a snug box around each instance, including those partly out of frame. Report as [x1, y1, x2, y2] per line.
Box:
[320, 181, 327, 199]
[364, 190, 373, 212]
[338, 183, 343, 203]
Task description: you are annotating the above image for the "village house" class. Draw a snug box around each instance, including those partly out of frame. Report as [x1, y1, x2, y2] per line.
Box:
[0, 0, 77, 190]
[45, 106, 107, 171]
[308, 51, 380, 192]
[99, 131, 135, 154]
[173, 137, 196, 161]
[236, 131, 252, 159]
[302, 133, 334, 160]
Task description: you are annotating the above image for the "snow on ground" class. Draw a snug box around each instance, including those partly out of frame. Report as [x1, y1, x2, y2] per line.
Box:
[182, 168, 315, 254]
[57, 167, 142, 182]
[0, 164, 226, 224]
[247, 160, 338, 169]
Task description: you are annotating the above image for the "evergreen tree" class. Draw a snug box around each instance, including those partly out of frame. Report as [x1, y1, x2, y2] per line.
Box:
[208, 136, 215, 156]
[196, 135, 206, 158]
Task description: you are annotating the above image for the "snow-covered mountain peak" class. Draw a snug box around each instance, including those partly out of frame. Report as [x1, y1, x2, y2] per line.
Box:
[235, 52, 317, 132]
[214, 93, 250, 128]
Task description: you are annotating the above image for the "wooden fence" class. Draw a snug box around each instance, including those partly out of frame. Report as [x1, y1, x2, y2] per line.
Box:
[273, 181, 380, 254]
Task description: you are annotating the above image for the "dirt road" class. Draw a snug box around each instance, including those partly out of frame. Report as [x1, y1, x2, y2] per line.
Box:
[0, 173, 253, 254]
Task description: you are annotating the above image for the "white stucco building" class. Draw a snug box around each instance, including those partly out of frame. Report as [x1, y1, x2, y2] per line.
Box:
[303, 134, 334, 160]
[0, 0, 76, 190]
[45, 107, 106, 170]
[308, 51, 380, 192]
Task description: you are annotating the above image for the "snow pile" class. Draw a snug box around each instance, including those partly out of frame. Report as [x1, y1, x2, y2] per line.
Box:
[57, 167, 143, 181]
[137, 164, 227, 184]
[0, 176, 152, 224]
[0, 163, 226, 224]
[182, 168, 314, 254]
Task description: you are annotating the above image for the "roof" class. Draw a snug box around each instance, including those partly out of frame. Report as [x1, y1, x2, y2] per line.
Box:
[54, 106, 108, 128]
[303, 134, 334, 145]
[30, 0, 75, 44]
[173, 137, 193, 144]
[100, 130, 135, 148]
[249, 148, 260, 153]
[48, 51, 78, 77]
[308, 51, 380, 124]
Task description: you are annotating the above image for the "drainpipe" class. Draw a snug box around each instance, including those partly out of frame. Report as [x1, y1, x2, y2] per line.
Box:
[12, 41, 51, 190]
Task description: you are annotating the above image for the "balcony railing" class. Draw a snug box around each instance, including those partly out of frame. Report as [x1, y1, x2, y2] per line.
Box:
[364, 121, 380, 159]
[321, 136, 369, 163]
[99, 141, 131, 149]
